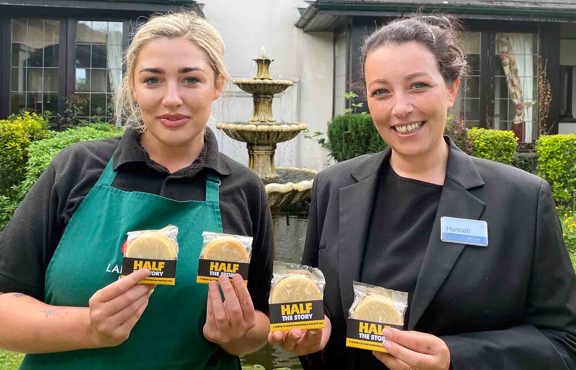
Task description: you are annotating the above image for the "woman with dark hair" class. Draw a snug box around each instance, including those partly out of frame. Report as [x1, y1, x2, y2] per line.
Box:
[270, 14, 576, 370]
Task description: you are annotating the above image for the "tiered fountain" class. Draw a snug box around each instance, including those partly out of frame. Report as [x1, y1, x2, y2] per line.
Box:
[217, 55, 316, 215]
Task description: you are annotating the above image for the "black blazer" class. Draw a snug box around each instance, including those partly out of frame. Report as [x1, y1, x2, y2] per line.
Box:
[302, 140, 576, 370]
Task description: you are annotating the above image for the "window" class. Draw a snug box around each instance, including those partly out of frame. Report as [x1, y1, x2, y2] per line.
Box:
[8, 18, 123, 122]
[494, 33, 537, 142]
[560, 65, 575, 120]
[73, 21, 123, 122]
[454, 32, 481, 126]
[455, 31, 538, 142]
[9, 19, 60, 115]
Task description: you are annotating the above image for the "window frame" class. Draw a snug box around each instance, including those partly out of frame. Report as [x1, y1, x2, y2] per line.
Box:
[456, 26, 541, 143]
[1, 16, 130, 121]
[560, 65, 575, 121]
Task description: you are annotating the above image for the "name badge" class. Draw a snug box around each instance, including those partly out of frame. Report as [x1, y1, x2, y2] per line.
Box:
[440, 216, 488, 247]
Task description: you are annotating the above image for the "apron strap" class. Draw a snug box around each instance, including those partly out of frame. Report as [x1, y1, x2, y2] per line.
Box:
[205, 174, 221, 203]
[96, 159, 117, 187]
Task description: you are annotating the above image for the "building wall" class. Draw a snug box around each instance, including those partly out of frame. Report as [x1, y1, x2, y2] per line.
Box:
[203, 1, 334, 171]
[560, 40, 576, 65]
[334, 30, 348, 116]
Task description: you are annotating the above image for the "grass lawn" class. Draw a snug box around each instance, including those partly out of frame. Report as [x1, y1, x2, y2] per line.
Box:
[0, 349, 23, 370]
[0, 350, 274, 369]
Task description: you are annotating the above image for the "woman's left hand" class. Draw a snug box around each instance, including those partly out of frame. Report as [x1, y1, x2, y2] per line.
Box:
[203, 274, 256, 347]
[372, 327, 450, 370]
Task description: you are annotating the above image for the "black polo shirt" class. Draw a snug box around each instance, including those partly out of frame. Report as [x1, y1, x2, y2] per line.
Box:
[0, 127, 273, 312]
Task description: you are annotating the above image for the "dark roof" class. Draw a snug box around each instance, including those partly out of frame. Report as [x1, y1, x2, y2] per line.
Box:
[297, 0, 576, 31]
[316, 0, 576, 7]
[0, 0, 203, 17]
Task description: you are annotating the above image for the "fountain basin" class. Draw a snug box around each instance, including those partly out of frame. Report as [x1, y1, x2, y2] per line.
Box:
[263, 167, 316, 214]
[234, 79, 293, 95]
[216, 122, 306, 145]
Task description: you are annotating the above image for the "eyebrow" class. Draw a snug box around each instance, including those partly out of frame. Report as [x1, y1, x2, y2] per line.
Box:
[139, 67, 204, 74]
[405, 72, 430, 79]
[368, 72, 431, 87]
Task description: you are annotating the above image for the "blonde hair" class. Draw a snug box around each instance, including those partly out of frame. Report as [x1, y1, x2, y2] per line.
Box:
[115, 11, 228, 128]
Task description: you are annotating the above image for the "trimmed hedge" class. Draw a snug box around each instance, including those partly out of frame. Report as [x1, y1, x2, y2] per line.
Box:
[327, 113, 387, 162]
[0, 112, 49, 195]
[0, 123, 123, 229]
[466, 128, 518, 165]
[327, 115, 518, 167]
[536, 134, 576, 206]
[559, 207, 576, 258]
[16, 123, 122, 197]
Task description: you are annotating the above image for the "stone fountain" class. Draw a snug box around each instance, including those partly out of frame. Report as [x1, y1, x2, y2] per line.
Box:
[222, 54, 315, 370]
[217, 55, 316, 215]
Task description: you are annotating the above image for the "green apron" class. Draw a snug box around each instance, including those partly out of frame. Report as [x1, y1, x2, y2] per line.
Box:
[20, 159, 239, 370]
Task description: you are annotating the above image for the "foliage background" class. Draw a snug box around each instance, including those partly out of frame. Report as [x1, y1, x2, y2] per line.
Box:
[0, 122, 122, 229]
[535, 134, 576, 207]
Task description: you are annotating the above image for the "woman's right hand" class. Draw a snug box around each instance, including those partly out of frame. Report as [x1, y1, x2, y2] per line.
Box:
[267, 315, 331, 355]
[87, 269, 153, 347]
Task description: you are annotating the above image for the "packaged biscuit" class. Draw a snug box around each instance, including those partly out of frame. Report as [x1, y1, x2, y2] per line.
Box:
[120, 225, 179, 285]
[196, 231, 252, 283]
[269, 261, 325, 331]
[346, 281, 407, 352]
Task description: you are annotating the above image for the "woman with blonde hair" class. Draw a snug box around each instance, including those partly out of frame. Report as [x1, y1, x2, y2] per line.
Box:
[0, 11, 273, 369]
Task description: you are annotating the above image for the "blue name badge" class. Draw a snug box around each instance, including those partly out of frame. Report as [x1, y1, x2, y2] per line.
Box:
[440, 216, 488, 247]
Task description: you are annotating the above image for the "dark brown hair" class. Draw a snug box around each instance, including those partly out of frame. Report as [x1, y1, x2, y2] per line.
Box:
[362, 15, 466, 83]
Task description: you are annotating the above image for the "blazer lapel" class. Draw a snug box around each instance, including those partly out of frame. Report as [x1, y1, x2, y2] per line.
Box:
[338, 151, 388, 315]
[408, 143, 486, 329]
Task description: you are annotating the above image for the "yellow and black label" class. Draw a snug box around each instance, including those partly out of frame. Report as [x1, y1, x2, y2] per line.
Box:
[269, 300, 324, 331]
[196, 259, 249, 283]
[120, 257, 176, 286]
[345, 318, 401, 352]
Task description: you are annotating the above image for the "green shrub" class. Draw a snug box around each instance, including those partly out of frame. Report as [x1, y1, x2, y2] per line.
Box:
[0, 194, 18, 230]
[536, 134, 576, 206]
[0, 112, 49, 195]
[15, 123, 123, 201]
[557, 207, 576, 267]
[0, 123, 123, 229]
[466, 128, 517, 165]
[327, 113, 387, 161]
[0, 349, 24, 370]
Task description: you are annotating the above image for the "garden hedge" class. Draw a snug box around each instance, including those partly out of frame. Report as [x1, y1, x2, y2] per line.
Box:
[0, 123, 123, 229]
[0, 112, 49, 195]
[536, 134, 576, 206]
[327, 113, 387, 162]
[466, 128, 518, 165]
[326, 114, 519, 167]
